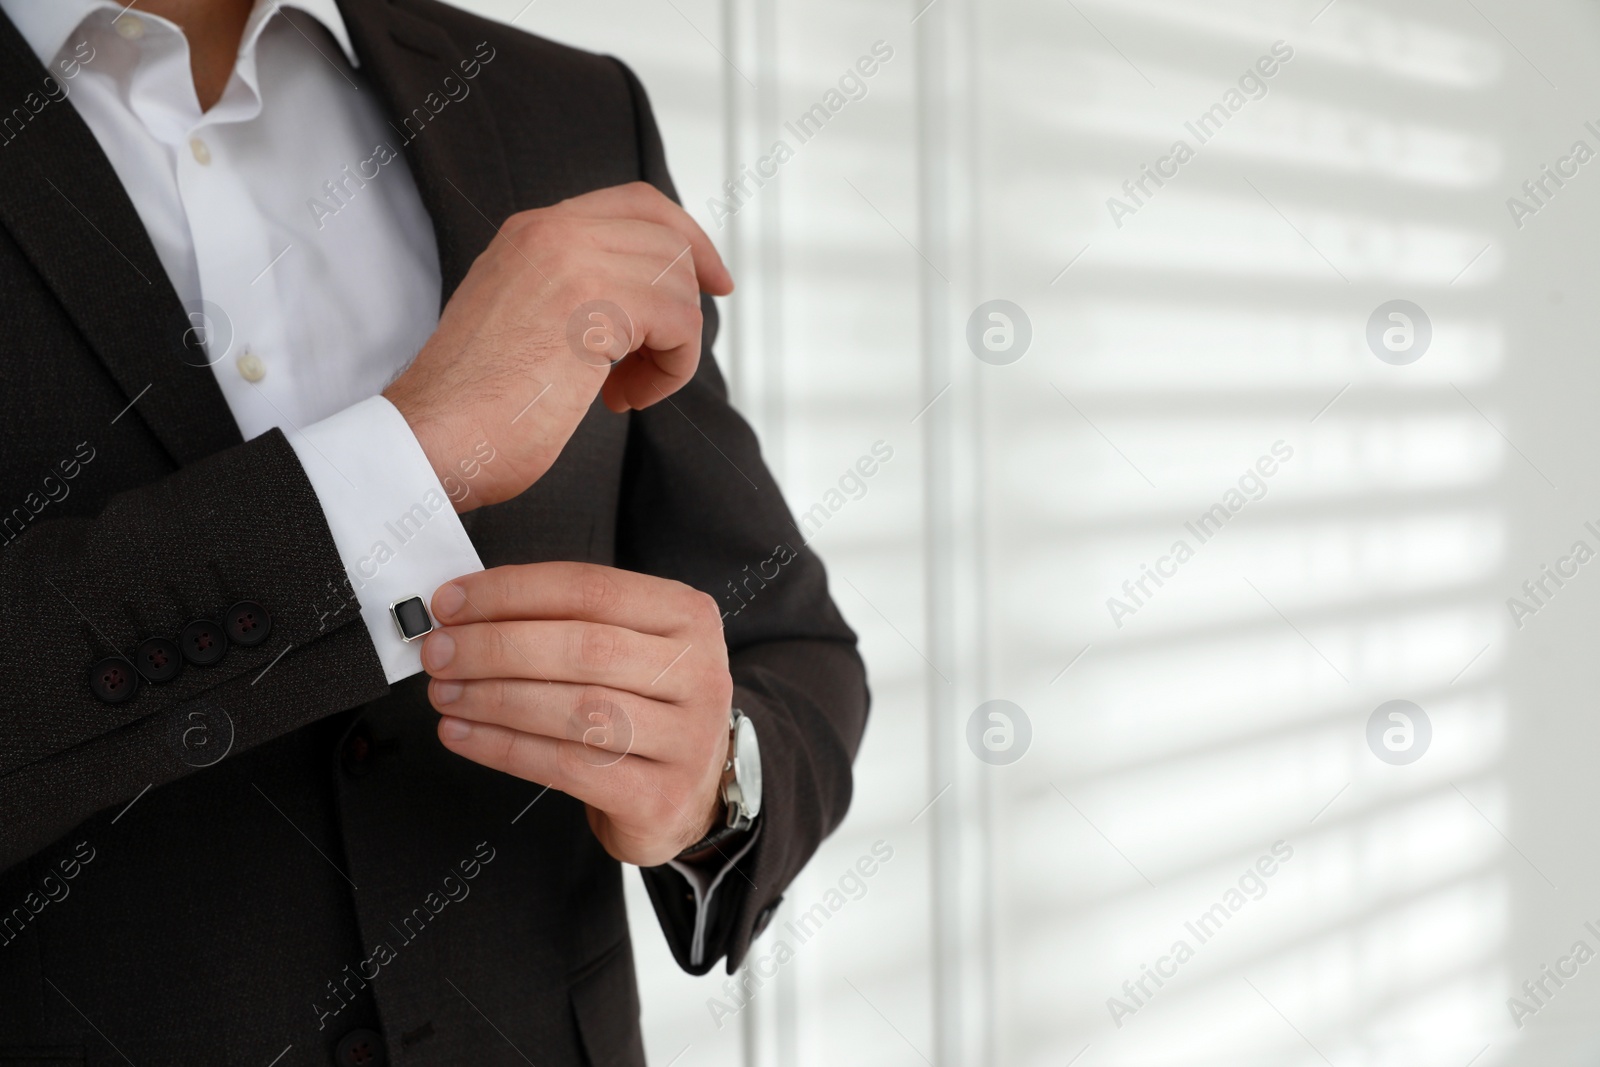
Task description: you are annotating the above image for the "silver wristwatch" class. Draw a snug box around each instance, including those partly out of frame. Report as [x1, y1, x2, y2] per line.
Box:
[678, 707, 762, 858]
[721, 706, 763, 830]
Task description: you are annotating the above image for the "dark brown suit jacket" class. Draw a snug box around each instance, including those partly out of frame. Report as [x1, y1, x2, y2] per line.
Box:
[0, 2, 868, 1063]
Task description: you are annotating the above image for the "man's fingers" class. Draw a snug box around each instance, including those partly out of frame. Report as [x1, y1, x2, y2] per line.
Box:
[435, 713, 716, 863]
[436, 716, 636, 809]
[433, 561, 719, 637]
[427, 678, 692, 761]
[436, 716, 709, 851]
[554, 182, 733, 295]
[583, 218, 702, 274]
[613, 278, 703, 400]
[601, 344, 698, 413]
[422, 618, 702, 696]
[558, 265, 701, 412]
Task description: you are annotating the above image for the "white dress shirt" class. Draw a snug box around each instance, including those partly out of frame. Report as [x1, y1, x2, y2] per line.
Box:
[1, 0, 483, 683]
[3, 0, 752, 949]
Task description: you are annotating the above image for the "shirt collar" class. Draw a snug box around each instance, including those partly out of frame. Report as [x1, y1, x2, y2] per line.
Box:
[0, 0, 359, 70]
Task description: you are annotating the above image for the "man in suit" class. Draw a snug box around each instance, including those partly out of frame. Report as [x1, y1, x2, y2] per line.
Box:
[0, 0, 868, 1063]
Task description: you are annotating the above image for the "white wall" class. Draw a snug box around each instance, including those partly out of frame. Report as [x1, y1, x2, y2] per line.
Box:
[453, 1, 1600, 1064]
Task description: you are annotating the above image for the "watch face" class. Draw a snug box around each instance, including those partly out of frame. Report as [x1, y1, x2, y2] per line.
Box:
[734, 713, 762, 818]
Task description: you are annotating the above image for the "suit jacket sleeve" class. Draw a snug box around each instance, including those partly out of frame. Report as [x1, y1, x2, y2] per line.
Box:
[0, 431, 390, 872]
[610, 59, 871, 975]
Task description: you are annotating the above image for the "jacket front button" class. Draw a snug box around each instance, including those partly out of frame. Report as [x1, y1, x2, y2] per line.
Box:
[89, 657, 139, 704]
[335, 1028, 386, 1066]
[135, 637, 182, 683]
[342, 726, 373, 778]
[224, 601, 272, 647]
[179, 620, 228, 666]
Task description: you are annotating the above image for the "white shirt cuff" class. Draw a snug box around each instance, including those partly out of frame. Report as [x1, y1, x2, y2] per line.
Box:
[285, 395, 485, 683]
[667, 824, 762, 967]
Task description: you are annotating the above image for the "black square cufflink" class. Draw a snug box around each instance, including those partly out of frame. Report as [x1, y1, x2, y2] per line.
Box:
[390, 595, 435, 643]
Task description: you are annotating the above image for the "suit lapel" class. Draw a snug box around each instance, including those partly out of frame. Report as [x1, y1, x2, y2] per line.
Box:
[335, 0, 517, 303]
[0, 14, 244, 466]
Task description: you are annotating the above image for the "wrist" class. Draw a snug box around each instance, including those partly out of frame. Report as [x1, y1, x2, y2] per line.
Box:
[677, 779, 727, 860]
[677, 802, 753, 866]
[383, 385, 476, 514]
[677, 702, 762, 864]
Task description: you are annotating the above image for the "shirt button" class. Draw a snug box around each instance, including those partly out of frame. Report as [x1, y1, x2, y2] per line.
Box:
[236, 351, 266, 382]
[189, 136, 211, 165]
[113, 15, 144, 40]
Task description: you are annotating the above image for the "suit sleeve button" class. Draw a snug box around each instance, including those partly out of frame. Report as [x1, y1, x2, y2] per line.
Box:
[179, 620, 228, 666]
[753, 895, 783, 937]
[89, 657, 139, 704]
[223, 601, 272, 647]
[135, 637, 182, 683]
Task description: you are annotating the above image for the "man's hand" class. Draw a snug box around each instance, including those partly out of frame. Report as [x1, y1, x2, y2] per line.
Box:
[383, 183, 733, 513]
[421, 562, 734, 868]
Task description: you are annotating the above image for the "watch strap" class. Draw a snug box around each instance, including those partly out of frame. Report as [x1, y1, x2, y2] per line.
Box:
[676, 818, 749, 861]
